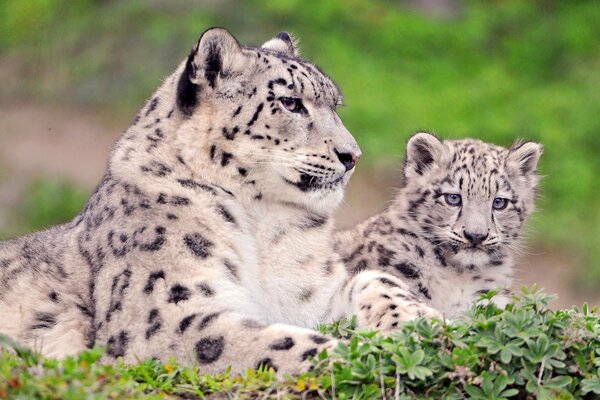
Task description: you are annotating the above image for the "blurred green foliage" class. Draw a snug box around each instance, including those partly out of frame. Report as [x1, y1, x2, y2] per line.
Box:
[0, 179, 86, 240]
[0, 0, 599, 284]
[19, 179, 88, 233]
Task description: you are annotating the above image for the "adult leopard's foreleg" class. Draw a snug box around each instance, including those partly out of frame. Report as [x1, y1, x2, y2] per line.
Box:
[103, 309, 337, 376]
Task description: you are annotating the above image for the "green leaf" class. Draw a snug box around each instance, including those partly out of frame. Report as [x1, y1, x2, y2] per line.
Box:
[500, 347, 512, 364]
[581, 375, 600, 395]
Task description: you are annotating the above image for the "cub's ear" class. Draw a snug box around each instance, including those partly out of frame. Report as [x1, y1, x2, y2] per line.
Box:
[261, 31, 300, 57]
[506, 141, 543, 177]
[404, 132, 446, 179]
[177, 28, 246, 116]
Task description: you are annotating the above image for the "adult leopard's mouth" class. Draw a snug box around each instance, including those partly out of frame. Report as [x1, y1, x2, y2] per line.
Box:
[283, 173, 344, 192]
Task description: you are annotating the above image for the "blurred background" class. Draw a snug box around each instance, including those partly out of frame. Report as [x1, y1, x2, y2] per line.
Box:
[0, 0, 598, 307]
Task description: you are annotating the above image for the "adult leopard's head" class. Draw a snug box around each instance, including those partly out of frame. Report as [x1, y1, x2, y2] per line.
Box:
[175, 28, 360, 213]
[400, 132, 542, 268]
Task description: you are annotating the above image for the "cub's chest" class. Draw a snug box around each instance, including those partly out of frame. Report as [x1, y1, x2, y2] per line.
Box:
[423, 266, 511, 319]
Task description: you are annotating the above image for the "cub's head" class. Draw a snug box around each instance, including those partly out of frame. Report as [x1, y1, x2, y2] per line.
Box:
[175, 28, 360, 213]
[400, 132, 542, 268]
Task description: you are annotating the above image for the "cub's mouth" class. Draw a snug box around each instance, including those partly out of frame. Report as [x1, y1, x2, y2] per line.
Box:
[458, 244, 488, 253]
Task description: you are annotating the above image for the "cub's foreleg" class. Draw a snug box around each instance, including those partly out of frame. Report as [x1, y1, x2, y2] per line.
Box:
[330, 270, 443, 333]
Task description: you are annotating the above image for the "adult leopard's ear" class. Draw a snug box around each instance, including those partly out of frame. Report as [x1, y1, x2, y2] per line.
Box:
[404, 132, 446, 179]
[177, 28, 246, 116]
[261, 32, 300, 57]
[506, 140, 543, 177]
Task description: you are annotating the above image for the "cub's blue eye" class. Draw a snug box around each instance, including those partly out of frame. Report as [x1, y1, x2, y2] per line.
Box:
[280, 97, 305, 113]
[493, 197, 509, 210]
[444, 193, 462, 207]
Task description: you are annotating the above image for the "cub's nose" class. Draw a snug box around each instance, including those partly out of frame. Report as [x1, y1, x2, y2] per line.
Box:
[334, 148, 360, 171]
[463, 230, 489, 245]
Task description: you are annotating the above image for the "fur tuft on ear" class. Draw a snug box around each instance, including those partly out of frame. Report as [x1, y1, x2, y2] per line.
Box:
[403, 132, 446, 179]
[177, 28, 245, 116]
[506, 140, 543, 177]
[261, 31, 300, 57]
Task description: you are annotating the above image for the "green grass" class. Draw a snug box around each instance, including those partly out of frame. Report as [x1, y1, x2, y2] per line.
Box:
[1, 288, 599, 399]
[0, 0, 599, 283]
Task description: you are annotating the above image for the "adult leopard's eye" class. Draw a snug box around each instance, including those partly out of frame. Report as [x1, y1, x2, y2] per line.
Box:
[444, 193, 462, 207]
[280, 97, 304, 113]
[492, 197, 509, 210]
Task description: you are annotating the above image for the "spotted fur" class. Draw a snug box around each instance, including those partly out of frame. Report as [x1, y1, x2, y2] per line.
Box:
[0, 28, 415, 375]
[337, 132, 542, 321]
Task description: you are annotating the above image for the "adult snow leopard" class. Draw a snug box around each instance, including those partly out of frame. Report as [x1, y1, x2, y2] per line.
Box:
[337, 132, 542, 322]
[0, 29, 435, 375]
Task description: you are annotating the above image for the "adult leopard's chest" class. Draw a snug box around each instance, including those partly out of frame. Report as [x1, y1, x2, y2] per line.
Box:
[231, 206, 343, 328]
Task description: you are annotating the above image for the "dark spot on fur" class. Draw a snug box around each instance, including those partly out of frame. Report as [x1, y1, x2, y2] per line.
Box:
[49, 291, 60, 303]
[377, 245, 396, 267]
[196, 282, 215, 297]
[270, 336, 295, 350]
[378, 277, 400, 288]
[198, 312, 220, 330]
[195, 336, 225, 364]
[418, 283, 432, 300]
[106, 330, 129, 358]
[310, 335, 330, 345]
[168, 284, 191, 304]
[178, 314, 198, 334]
[216, 204, 236, 224]
[184, 233, 214, 259]
[144, 270, 165, 294]
[393, 262, 420, 279]
[106, 268, 132, 322]
[241, 319, 265, 329]
[145, 308, 162, 339]
[299, 287, 314, 302]
[223, 259, 239, 280]
[30, 312, 57, 330]
[342, 244, 365, 264]
[137, 226, 167, 252]
[221, 152, 233, 167]
[178, 179, 217, 195]
[355, 259, 369, 272]
[301, 348, 318, 361]
[247, 103, 264, 126]
[301, 214, 328, 229]
[145, 97, 159, 116]
[415, 246, 425, 258]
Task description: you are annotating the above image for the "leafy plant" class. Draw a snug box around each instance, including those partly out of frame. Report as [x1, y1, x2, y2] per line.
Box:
[1, 287, 598, 399]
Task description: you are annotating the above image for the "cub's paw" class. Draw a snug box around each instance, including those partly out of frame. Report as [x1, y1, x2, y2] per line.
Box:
[357, 294, 443, 333]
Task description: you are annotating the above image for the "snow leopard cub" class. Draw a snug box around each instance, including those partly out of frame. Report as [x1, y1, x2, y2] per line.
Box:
[337, 132, 542, 322]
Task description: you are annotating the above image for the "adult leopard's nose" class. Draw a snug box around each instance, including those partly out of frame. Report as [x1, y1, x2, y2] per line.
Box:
[334, 148, 361, 171]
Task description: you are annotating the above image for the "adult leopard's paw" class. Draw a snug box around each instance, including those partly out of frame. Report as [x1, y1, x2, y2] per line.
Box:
[254, 330, 339, 377]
